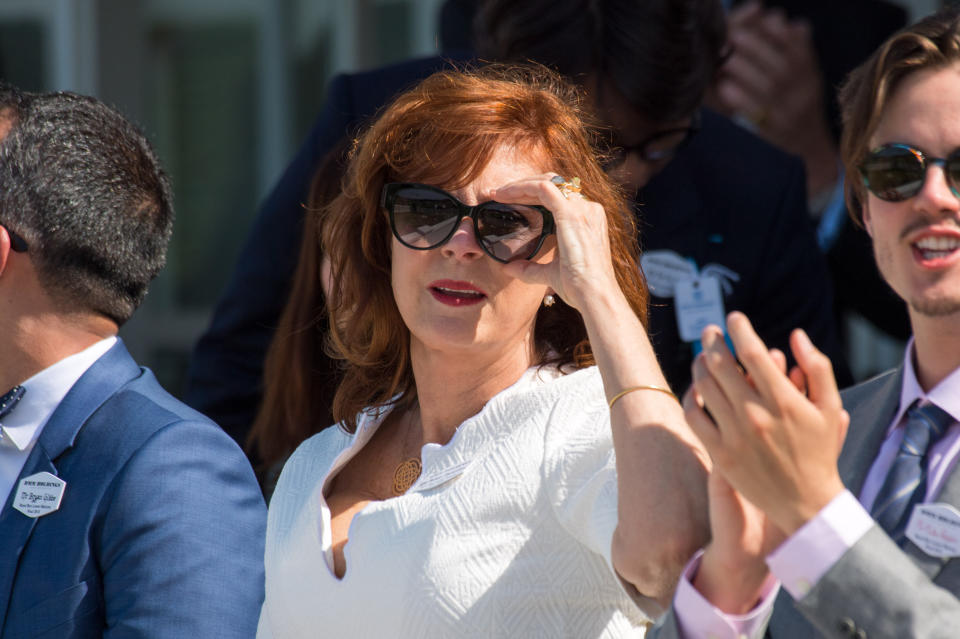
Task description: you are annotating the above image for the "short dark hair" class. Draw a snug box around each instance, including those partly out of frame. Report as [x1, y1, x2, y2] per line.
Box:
[0, 82, 27, 141]
[475, 0, 727, 123]
[0, 81, 27, 115]
[839, 6, 960, 222]
[0, 89, 173, 324]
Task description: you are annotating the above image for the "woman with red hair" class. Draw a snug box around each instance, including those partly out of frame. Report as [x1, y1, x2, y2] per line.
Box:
[256, 65, 709, 637]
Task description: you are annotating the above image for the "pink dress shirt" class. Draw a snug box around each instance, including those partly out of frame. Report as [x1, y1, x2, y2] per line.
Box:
[674, 339, 960, 638]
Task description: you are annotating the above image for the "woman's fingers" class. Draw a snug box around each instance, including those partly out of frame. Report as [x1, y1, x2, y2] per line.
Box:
[495, 175, 608, 258]
[494, 174, 617, 309]
[490, 173, 577, 213]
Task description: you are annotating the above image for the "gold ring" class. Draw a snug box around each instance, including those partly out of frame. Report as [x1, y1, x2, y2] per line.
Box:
[551, 175, 583, 199]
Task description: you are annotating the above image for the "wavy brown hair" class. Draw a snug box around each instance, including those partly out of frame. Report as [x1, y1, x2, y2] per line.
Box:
[839, 6, 960, 223]
[263, 64, 648, 441]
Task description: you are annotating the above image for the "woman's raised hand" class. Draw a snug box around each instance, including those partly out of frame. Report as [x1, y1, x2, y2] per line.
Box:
[492, 173, 621, 312]
[494, 175, 711, 602]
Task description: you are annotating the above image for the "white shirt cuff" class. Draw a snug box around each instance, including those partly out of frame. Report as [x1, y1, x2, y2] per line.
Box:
[673, 550, 779, 639]
[766, 490, 873, 599]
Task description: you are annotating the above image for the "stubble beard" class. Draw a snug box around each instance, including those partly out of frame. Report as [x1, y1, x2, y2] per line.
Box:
[872, 233, 960, 318]
[909, 295, 960, 317]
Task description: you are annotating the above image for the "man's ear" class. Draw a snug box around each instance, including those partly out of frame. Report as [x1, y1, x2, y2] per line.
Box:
[0, 226, 11, 276]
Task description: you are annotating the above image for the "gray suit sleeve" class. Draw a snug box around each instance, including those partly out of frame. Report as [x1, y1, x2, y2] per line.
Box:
[646, 606, 683, 639]
[649, 526, 960, 639]
[794, 525, 960, 639]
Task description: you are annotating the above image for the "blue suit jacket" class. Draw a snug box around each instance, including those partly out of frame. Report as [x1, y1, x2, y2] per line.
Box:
[0, 340, 266, 638]
[184, 55, 849, 453]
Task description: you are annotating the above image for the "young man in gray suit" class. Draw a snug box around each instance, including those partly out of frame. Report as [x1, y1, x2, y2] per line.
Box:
[651, 7, 960, 638]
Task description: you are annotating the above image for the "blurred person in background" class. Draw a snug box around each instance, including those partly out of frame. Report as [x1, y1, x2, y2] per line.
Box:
[476, 0, 848, 392]
[712, 0, 911, 345]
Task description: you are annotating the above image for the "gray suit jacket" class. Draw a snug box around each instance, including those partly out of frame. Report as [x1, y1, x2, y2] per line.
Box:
[650, 367, 960, 638]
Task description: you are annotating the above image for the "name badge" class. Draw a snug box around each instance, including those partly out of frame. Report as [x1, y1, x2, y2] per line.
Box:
[674, 275, 726, 342]
[905, 503, 960, 558]
[641, 250, 697, 298]
[13, 471, 66, 518]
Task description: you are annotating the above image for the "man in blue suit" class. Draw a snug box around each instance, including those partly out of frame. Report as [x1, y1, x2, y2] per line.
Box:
[0, 87, 266, 637]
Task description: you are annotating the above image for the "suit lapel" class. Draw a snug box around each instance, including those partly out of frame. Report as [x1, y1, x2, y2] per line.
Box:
[0, 447, 57, 630]
[0, 340, 141, 629]
[838, 366, 960, 581]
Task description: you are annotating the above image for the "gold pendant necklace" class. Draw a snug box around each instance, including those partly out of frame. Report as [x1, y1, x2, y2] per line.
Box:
[392, 458, 422, 495]
[391, 407, 423, 496]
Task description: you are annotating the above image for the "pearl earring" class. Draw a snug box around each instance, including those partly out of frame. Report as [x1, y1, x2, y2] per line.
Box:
[543, 294, 555, 307]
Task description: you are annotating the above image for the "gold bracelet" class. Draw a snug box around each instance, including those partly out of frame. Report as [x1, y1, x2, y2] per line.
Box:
[608, 384, 677, 408]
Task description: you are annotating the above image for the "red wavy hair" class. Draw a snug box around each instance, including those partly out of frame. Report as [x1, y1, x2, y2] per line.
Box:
[258, 64, 649, 445]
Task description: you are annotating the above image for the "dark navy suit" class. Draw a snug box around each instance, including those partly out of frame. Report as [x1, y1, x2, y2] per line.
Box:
[184, 55, 848, 454]
[0, 340, 266, 638]
[639, 108, 846, 390]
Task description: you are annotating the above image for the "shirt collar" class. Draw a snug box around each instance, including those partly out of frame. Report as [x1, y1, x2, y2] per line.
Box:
[352, 363, 565, 440]
[893, 337, 960, 433]
[0, 336, 117, 451]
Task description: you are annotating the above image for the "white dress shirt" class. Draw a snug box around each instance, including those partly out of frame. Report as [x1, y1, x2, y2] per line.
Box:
[0, 336, 117, 507]
[258, 365, 651, 638]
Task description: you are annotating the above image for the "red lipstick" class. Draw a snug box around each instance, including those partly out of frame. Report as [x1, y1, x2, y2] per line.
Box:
[428, 280, 486, 307]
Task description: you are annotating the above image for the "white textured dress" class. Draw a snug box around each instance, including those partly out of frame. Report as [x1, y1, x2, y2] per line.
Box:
[257, 366, 652, 637]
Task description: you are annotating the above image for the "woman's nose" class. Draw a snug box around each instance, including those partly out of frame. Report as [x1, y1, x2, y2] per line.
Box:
[441, 216, 485, 261]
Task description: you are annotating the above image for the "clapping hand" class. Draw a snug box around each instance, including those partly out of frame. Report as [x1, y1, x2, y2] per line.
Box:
[680, 312, 850, 612]
[682, 337, 791, 612]
[685, 312, 849, 535]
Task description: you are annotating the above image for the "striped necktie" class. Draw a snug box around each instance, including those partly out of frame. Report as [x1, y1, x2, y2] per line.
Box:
[870, 401, 954, 544]
[0, 385, 25, 421]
